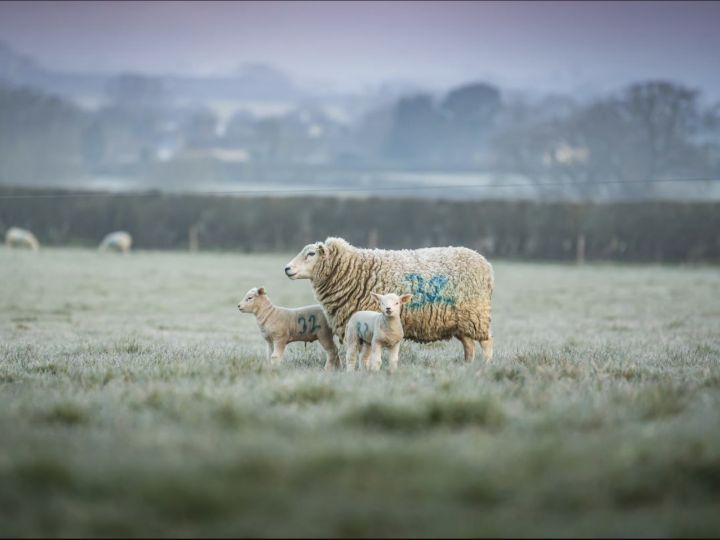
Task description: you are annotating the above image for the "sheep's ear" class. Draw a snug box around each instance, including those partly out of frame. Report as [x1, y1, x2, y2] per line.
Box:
[317, 242, 326, 254]
[257, 287, 266, 295]
[400, 293, 413, 305]
[371, 292, 381, 303]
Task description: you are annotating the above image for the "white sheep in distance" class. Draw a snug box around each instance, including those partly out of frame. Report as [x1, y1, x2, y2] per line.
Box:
[237, 286, 340, 369]
[345, 292, 412, 373]
[99, 231, 132, 253]
[5, 227, 40, 251]
[285, 237, 494, 363]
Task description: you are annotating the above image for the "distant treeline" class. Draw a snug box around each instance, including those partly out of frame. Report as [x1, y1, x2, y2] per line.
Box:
[2, 75, 719, 201]
[1, 188, 718, 262]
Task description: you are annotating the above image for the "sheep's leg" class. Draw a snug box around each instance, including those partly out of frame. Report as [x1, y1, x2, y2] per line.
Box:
[388, 343, 401, 374]
[270, 340, 287, 366]
[265, 339, 274, 362]
[360, 343, 373, 370]
[459, 335, 476, 363]
[324, 348, 341, 371]
[480, 334, 493, 363]
[346, 343, 359, 372]
[369, 341, 383, 371]
[320, 335, 340, 371]
[345, 331, 359, 372]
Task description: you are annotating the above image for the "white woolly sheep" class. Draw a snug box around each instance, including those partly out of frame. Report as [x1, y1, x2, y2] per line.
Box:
[285, 237, 494, 363]
[345, 292, 412, 373]
[237, 286, 340, 369]
[99, 231, 132, 253]
[5, 227, 39, 251]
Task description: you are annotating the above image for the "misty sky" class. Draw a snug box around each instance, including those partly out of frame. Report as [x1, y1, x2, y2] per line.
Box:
[0, 1, 719, 97]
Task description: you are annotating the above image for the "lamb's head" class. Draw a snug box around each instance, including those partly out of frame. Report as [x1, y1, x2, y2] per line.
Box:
[284, 242, 326, 280]
[371, 292, 413, 318]
[237, 287, 268, 313]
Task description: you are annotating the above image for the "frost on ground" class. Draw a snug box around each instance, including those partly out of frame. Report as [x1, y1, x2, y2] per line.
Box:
[1, 248, 719, 537]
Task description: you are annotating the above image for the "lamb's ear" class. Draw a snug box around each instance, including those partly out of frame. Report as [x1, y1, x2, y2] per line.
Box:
[400, 293, 413, 305]
[371, 292, 382, 304]
[257, 287, 266, 295]
[317, 242, 326, 255]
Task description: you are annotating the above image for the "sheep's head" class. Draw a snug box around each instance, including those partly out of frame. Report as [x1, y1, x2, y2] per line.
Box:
[371, 292, 413, 317]
[237, 286, 267, 313]
[284, 242, 326, 280]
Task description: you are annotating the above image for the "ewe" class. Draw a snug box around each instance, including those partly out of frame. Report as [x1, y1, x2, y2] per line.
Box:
[5, 227, 39, 251]
[99, 231, 132, 253]
[285, 237, 493, 363]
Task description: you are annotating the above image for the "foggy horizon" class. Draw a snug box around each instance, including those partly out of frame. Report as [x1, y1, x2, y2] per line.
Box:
[1, 0, 719, 203]
[0, 1, 719, 98]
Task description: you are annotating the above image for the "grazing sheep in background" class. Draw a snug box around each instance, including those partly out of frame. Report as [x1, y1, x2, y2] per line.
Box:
[345, 291, 412, 373]
[237, 286, 340, 369]
[99, 231, 132, 253]
[5, 227, 39, 251]
[285, 237, 494, 363]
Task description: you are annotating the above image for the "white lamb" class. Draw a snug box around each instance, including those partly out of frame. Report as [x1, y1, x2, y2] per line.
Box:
[345, 292, 413, 373]
[237, 287, 340, 369]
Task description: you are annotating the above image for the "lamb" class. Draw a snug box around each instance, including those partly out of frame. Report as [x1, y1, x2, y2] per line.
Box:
[99, 231, 132, 253]
[5, 227, 40, 251]
[284, 237, 494, 363]
[345, 292, 412, 373]
[237, 286, 340, 369]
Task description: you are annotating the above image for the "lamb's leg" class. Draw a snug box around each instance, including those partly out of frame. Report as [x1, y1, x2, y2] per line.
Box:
[480, 334, 493, 363]
[270, 340, 287, 366]
[345, 331, 359, 371]
[370, 341, 383, 372]
[388, 343, 401, 374]
[459, 335, 476, 363]
[360, 343, 372, 370]
[265, 339, 274, 362]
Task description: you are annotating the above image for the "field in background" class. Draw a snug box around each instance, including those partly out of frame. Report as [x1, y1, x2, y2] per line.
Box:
[1, 248, 719, 537]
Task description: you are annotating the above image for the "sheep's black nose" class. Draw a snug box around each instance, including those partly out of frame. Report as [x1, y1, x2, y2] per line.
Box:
[284, 266, 292, 274]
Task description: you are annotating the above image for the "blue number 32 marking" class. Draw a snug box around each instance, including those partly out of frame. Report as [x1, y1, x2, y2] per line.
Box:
[404, 273, 455, 309]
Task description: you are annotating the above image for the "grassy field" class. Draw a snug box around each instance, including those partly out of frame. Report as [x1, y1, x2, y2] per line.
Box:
[1, 247, 719, 538]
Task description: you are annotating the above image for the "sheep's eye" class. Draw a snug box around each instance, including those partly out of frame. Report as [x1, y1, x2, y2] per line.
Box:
[307, 251, 316, 257]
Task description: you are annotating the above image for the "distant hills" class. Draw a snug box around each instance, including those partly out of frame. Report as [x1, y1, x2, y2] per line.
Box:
[0, 39, 109, 97]
[0, 38, 312, 104]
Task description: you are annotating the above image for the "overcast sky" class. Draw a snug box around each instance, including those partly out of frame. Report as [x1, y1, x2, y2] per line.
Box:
[0, 1, 718, 97]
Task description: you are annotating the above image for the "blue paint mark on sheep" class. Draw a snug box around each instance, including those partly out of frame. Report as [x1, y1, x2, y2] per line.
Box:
[355, 321, 371, 343]
[404, 273, 455, 309]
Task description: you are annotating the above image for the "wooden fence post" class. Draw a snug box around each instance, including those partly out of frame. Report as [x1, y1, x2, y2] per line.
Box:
[189, 224, 199, 252]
